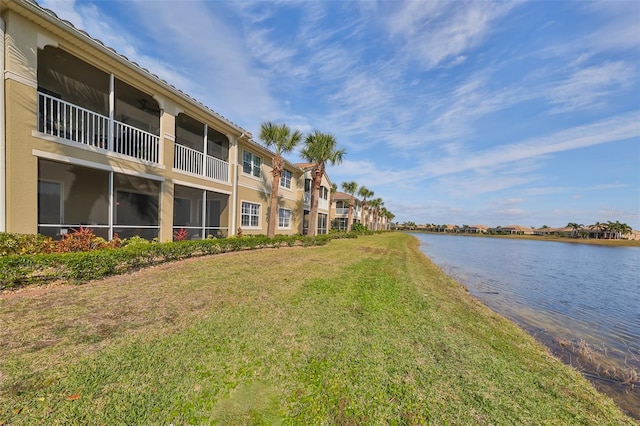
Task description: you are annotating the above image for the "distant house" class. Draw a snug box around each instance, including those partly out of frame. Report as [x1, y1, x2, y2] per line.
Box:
[498, 225, 535, 235]
[444, 224, 458, 233]
[467, 224, 489, 234]
[534, 226, 574, 237]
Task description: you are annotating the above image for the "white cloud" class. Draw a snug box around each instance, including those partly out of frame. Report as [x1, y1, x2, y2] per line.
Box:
[421, 111, 640, 177]
[386, 1, 518, 69]
[548, 62, 634, 113]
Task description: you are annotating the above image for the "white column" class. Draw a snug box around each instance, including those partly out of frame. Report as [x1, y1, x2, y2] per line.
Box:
[203, 124, 208, 178]
[108, 171, 114, 240]
[201, 189, 206, 240]
[229, 134, 238, 236]
[108, 74, 115, 151]
[0, 17, 6, 232]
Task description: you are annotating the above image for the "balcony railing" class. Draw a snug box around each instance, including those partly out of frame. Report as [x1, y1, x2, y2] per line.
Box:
[38, 91, 160, 164]
[114, 121, 160, 163]
[38, 92, 109, 148]
[303, 192, 329, 210]
[174, 143, 229, 183]
[335, 207, 349, 215]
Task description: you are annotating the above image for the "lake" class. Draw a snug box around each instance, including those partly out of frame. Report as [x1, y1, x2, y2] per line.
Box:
[412, 232, 640, 419]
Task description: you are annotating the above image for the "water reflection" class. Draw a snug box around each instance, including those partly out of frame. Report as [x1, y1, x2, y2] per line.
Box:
[413, 233, 640, 419]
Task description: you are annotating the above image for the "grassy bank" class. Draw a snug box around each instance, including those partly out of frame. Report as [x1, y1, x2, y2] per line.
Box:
[0, 233, 634, 424]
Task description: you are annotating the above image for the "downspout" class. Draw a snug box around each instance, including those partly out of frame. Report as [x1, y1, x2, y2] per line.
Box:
[0, 17, 6, 232]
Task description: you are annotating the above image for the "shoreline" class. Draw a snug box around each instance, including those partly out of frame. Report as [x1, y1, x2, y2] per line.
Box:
[411, 232, 639, 419]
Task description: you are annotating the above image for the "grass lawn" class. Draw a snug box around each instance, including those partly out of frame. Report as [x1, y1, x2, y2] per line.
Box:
[0, 233, 634, 424]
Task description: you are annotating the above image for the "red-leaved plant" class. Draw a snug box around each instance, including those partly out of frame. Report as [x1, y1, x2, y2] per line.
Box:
[173, 228, 189, 241]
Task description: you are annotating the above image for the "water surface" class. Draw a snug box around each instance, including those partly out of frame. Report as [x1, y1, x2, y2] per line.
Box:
[412, 233, 639, 418]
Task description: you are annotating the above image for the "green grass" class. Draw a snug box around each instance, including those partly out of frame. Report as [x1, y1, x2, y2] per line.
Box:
[0, 233, 634, 424]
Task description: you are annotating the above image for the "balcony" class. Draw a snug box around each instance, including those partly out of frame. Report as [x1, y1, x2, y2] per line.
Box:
[38, 91, 160, 164]
[174, 143, 229, 183]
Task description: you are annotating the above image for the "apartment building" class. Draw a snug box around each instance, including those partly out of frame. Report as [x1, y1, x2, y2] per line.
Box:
[296, 163, 331, 235]
[330, 191, 361, 231]
[0, 0, 308, 241]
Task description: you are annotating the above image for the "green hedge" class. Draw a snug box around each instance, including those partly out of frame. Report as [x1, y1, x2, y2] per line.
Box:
[0, 234, 343, 290]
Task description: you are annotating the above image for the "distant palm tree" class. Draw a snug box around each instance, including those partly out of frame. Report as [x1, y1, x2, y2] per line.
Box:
[619, 222, 632, 238]
[592, 222, 605, 239]
[358, 186, 374, 230]
[300, 130, 345, 236]
[330, 183, 338, 210]
[341, 181, 358, 232]
[385, 210, 395, 230]
[567, 222, 583, 239]
[607, 221, 631, 239]
[380, 207, 394, 230]
[259, 121, 302, 238]
[368, 198, 383, 231]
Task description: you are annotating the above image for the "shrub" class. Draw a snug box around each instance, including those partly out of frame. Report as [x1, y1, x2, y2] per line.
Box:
[0, 233, 335, 290]
[54, 226, 121, 253]
[0, 232, 53, 256]
[122, 235, 151, 247]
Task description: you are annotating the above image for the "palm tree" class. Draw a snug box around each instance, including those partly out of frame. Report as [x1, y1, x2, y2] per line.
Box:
[567, 222, 583, 239]
[341, 181, 358, 232]
[368, 198, 383, 231]
[380, 207, 394, 230]
[300, 130, 345, 236]
[328, 183, 338, 231]
[592, 222, 605, 239]
[384, 210, 395, 230]
[358, 186, 374, 230]
[619, 222, 632, 239]
[259, 121, 302, 238]
[607, 221, 631, 239]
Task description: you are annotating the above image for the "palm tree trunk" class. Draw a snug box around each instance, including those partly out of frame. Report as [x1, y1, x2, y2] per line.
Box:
[268, 172, 281, 238]
[308, 169, 322, 236]
[347, 199, 354, 232]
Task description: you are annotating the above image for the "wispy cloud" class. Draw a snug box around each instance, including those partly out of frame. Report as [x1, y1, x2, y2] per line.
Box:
[547, 62, 634, 113]
[421, 111, 639, 177]
[385, 1, 519, 69]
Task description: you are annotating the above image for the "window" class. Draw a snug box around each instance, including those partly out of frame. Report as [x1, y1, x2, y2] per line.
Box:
[304, 179, 312, 192]
[173, 198, 191, 226]
[116, 190, 158, 226]
[241, 201, 260, 228]
[280, 169, 292, 189]
[332, 217, 347, 231]
[318, 213, 328, 234]
[38, 180, 63, 224]
[278, 208, 291, 229]
[242, 150, 261, 178]
[320, 186, 328, 200]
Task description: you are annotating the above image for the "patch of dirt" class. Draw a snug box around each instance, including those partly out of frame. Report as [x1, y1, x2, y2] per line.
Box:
[0, 281, 74, 301]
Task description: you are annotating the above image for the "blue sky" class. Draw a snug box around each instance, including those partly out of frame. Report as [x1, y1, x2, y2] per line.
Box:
[41, 0, 640, 229]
